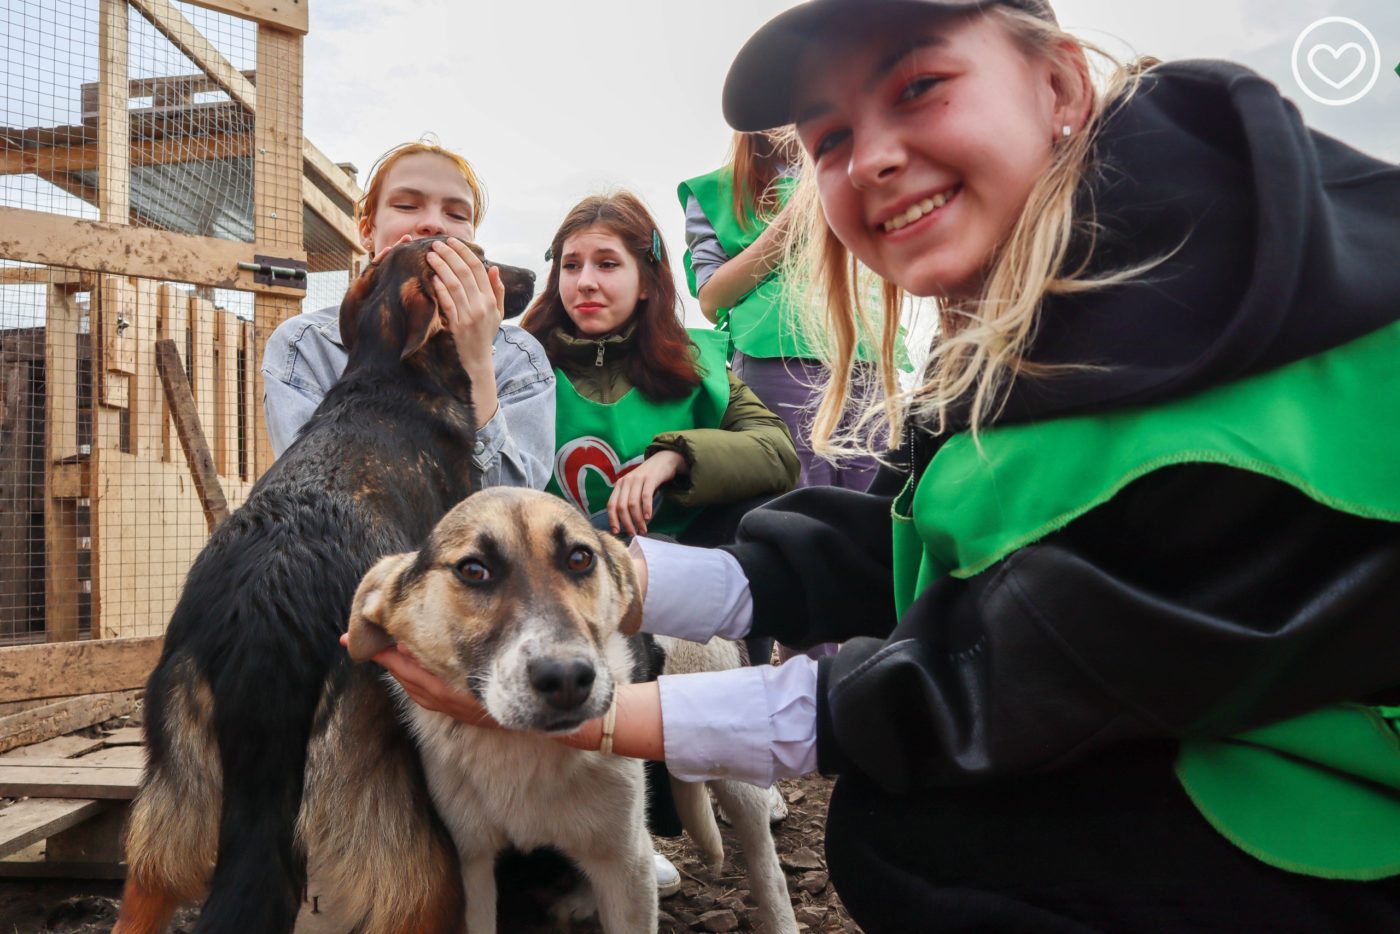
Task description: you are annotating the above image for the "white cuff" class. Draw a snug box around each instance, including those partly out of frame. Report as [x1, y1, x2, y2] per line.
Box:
[633, 537, 753, 642]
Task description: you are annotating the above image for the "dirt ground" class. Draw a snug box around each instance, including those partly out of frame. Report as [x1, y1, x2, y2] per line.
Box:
[0, 769, 855, 934]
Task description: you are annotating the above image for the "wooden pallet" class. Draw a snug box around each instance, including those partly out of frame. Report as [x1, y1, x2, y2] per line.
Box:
[0, 725, 143, 878]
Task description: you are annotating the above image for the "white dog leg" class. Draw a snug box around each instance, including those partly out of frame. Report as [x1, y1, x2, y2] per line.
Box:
[461, 854, 498, 934]
[710, 780, 799, 934]
[671, 775, 724, 873]
[574, 824, 658, 934]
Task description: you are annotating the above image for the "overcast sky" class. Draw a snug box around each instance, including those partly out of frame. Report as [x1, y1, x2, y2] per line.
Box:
[304, 0, 1398, 322]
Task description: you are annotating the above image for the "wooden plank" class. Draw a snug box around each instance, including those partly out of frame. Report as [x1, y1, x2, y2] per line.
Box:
[0, 799, 107, 859]
[302, 177, 363, 256]
[98, 0, 130, 225]
[44, 287, 83, 644]
[3, 756, 143, 770]
[155, 339, 229, 532]
[47, 799, 129, 862]
[0, 763, 141, 799]
[132, 279, 160, 457]
[253, 23, 304, 478]
[0, 691, 139, 755]
[0, 859, 127, 880]
[49, 462, 86, 500]
[0, 268, 90, 288]
[303, 141, 364, 211]
[128, 0, 257, 112]
[181, 0, 307, 35]
[0, 355, 32, 642]
[191, 297, 217, 455]
[0, 132, 254, 178]
[0, 636, 161, 704]
[100, 726, 144, 747]
[240, 318, 255, 480]
[96, 276, 135, 413]
[0, 207, 308, 298]
[157, 285, 188, 465]
[0, 735, 106, 760]
[214, 310, 238, 476]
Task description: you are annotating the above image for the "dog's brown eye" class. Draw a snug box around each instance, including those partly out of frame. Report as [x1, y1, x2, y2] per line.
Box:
[455, 558, 492, 585]
[566, 547, 594, 574]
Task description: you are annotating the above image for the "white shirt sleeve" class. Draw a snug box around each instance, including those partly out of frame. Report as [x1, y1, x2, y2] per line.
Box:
[632, 536, 753, 642]
[659, 657, 819, 787]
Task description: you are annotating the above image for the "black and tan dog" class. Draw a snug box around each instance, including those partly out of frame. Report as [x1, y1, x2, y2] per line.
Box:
[115, 238, 534, 934]
[347, 488, 799, 934]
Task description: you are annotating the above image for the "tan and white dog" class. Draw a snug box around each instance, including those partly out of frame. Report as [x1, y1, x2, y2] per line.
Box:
[347, 487, 799, 934]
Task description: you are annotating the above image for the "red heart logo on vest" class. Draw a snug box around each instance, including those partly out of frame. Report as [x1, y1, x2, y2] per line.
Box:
[555, 437, 644, 518]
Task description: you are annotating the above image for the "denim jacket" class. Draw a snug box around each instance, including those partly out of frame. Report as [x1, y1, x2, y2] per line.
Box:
[260, 305, 555, 490]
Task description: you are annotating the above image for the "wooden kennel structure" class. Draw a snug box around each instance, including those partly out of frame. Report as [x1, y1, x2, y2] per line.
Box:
[0, 0, 363, 838]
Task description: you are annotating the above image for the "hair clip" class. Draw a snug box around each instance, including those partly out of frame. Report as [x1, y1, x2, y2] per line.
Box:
[544, 246, 553, 263]
[648, 229, 663, 264]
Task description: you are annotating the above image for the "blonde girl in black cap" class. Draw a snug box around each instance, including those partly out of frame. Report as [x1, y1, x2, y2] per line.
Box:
[365, 2, 1400, 930]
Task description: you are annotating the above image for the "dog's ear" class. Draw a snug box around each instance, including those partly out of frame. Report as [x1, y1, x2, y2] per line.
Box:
[337, 265, 378, 355]
[600, 534, 645, 636]
[398, 276, 442, 361]
[347, 552, 415, 662]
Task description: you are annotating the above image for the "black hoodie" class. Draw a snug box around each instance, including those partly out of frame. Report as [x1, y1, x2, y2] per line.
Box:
[722, 61, 1400, 792]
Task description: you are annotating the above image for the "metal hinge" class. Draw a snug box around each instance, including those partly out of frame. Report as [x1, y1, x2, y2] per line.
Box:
[239, 255, 308, 289]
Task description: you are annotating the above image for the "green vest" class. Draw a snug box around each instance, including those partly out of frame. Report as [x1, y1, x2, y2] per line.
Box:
[678, 167, 816, 359]
[891, 319, 1400, 880]
[546, 329, 730, 537]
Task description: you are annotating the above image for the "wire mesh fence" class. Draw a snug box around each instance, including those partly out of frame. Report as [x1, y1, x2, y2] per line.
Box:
[2, 1, 350, 647]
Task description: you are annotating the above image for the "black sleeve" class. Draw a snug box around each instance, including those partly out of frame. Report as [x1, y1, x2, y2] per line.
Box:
[722, 482, 901, 648]
[747, 462, 1400, 793]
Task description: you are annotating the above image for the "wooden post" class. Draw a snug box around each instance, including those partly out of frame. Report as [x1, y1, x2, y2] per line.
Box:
[90, 0, 131, 642]
[252, 24, 305, 478]
[155, 340, 229, 532]
[214, 309, 238, 477]
[44, 287, 82, 644]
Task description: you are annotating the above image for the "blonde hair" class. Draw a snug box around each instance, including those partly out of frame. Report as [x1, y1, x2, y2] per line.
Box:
[791, 7, 1160, 458]
[356, 139, 488, 245]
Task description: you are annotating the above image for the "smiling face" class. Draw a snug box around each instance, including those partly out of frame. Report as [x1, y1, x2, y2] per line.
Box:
[793, 11, 1070, 302]
[361, 151, 477, 255]
[558, 226, 648, 338]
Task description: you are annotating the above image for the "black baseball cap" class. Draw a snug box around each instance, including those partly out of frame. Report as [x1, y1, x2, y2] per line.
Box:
[723, 0, 1058, 131]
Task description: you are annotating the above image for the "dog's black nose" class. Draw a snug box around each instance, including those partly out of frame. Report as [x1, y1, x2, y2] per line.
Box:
[527, 658, 596, 710]
[526, 269, 536, 282]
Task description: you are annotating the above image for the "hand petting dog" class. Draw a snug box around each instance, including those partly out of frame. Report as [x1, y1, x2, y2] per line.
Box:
[378, 233, 506, 427]
[339, 633, 664, 759]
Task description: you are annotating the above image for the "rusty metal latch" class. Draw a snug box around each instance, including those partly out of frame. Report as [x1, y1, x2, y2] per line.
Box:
[239, 255, 309, 289]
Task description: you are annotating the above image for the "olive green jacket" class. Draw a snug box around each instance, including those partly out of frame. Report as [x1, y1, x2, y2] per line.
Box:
[550, 326, 799, 508]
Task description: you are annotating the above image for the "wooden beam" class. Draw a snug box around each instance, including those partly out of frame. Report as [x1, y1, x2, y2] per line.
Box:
[0, 636, 162, 704]
[0, 799, 108, 859]
[0, 691, 140, 755]
[303, 140, 364, 209]
[253, 23, 304, 477]
[0, 206, 308, 297]
[44, 287, 82, 644]
[180, 0, 307, 35]
[0, 762, 142, 800]
[155, 339, 229, 532]
[98, 0, 130, 225]
[303, 177, 363, 254]
[0, 133, 255, 178]
[128, 0, 257, 113]
[0, 268, 91, 289]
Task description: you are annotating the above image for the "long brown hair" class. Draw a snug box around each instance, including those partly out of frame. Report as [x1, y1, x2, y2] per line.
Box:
[729, 130, 798, 231]
[522, 192, 701, 401]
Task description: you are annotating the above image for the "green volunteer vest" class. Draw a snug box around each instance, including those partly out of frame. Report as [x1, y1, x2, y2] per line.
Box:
[678, 168, 816, 359]
[891, 318, 1400, 880]
[545, 329, 730, 537]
